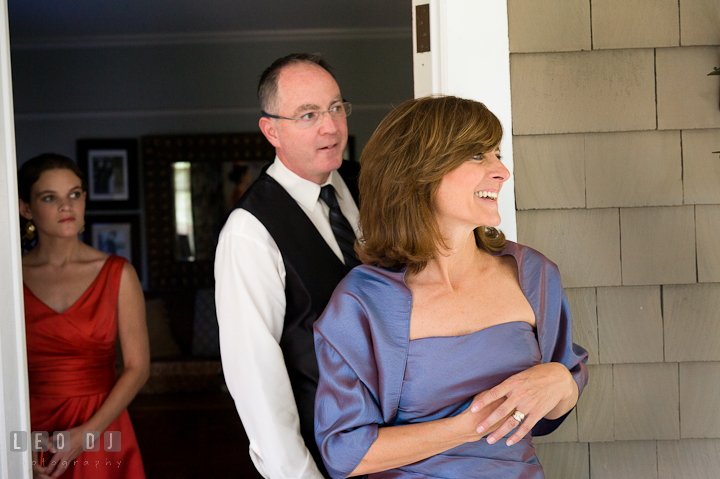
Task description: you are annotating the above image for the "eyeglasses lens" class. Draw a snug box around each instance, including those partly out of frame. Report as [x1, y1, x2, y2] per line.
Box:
[297, 102, 352, 129]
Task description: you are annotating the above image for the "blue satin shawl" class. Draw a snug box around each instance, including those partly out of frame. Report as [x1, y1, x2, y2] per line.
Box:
[314, 241, 589, 478]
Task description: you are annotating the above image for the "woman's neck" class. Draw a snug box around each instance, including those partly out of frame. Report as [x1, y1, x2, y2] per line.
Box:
[416, 229, 491, 289]
[27, 235, 84, 267]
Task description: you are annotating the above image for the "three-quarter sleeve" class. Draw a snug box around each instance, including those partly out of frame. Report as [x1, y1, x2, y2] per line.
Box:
[531, 262, 589, 436]
[314, 266, 412, 478]
[314, 291, 384, 479]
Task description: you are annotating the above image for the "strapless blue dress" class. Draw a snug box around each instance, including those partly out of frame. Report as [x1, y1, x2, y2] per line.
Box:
[314, 242, 589, 479]
[372, 322, 544, 478]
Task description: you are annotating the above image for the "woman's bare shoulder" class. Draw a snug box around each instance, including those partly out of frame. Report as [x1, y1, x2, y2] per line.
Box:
[119, 259, 141, 284]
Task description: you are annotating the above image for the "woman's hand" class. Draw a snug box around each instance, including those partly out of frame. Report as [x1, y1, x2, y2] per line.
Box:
[469, 363, 578, 447]
[456, 393, 509, 442]
[41, 428, 86, 478]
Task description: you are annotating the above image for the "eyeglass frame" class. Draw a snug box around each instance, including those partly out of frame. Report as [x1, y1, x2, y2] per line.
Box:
[260, 101, 352, 129]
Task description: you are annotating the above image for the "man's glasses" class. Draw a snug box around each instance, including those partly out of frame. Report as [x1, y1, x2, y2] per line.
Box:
[261, 102, 352, 129]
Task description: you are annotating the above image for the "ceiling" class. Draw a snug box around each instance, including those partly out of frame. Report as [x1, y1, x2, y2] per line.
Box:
[8, 0, 411, 40]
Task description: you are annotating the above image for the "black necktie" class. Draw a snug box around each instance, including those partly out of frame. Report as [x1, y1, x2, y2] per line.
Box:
[320, 185, 360, 268]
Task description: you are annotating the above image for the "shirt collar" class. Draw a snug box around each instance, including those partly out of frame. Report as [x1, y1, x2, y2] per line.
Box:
[266, 157, 345, 211]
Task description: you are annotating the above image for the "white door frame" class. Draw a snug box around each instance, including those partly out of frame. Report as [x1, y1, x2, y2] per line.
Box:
[412, 0, 517, 241]
[0, 0, 32, 477]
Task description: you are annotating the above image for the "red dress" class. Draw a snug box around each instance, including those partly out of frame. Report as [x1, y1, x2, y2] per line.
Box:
[24, 255, 146, 478]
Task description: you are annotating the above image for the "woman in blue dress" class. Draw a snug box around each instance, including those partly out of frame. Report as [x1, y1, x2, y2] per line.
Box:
[313, 96, 588, 479]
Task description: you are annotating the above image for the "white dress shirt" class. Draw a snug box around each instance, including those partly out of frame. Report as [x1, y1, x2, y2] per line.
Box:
[214, 157, 359, 479]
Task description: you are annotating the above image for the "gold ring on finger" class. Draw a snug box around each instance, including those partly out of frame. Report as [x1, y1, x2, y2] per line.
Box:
[512, 410, 526, 422]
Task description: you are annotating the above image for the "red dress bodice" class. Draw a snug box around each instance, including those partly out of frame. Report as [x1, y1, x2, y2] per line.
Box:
[25, 255, 145, 478]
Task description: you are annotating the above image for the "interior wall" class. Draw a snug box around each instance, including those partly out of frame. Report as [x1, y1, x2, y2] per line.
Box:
[10, 29, 413, 165]
[507, 0, 720, 477]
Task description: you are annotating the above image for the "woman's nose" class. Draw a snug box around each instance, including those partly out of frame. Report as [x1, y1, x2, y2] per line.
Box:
[491, 157, 510, 183]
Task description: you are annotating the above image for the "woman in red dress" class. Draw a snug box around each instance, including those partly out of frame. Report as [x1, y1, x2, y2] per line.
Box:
[19, 153, 149, 478]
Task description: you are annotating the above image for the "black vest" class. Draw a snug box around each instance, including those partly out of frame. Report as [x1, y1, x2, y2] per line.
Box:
[238, 161, 360, 477]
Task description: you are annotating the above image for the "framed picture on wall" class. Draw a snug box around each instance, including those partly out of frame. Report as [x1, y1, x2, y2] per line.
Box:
[84, 215, 142, 279]
[77, 139, 139, 209]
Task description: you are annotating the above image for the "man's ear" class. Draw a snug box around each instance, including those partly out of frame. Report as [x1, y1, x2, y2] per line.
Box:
[19, 200, 32, 220]
[259, 117, 281, 148]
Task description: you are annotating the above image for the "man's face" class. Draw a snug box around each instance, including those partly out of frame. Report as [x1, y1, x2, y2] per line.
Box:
[259, 63, 348, 184]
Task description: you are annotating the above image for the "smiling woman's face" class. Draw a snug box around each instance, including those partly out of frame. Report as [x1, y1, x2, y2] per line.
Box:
[433, 147, 509, 232]
[20, 168, 86, 238]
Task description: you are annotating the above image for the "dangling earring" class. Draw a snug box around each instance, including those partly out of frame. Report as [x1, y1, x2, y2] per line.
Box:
[24, 220, 36, 240]
[79, 222, 85, 234]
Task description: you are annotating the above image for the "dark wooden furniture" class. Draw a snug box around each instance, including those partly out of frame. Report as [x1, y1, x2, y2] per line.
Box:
[128, 392, 263, 479]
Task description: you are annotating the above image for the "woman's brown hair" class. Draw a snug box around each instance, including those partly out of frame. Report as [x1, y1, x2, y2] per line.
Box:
[18, 153, 86, 203]
[18, 153, 86, 252]
[357, 95, 506, 273]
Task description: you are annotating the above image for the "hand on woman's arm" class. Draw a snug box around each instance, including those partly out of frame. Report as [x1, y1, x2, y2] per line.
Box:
[43, 262, 150, 478]
[469, 362, 578, 448]
[349, 394, 507, 476]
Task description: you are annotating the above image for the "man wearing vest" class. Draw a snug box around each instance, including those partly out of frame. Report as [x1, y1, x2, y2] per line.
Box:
[215, 53, 360, 479]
